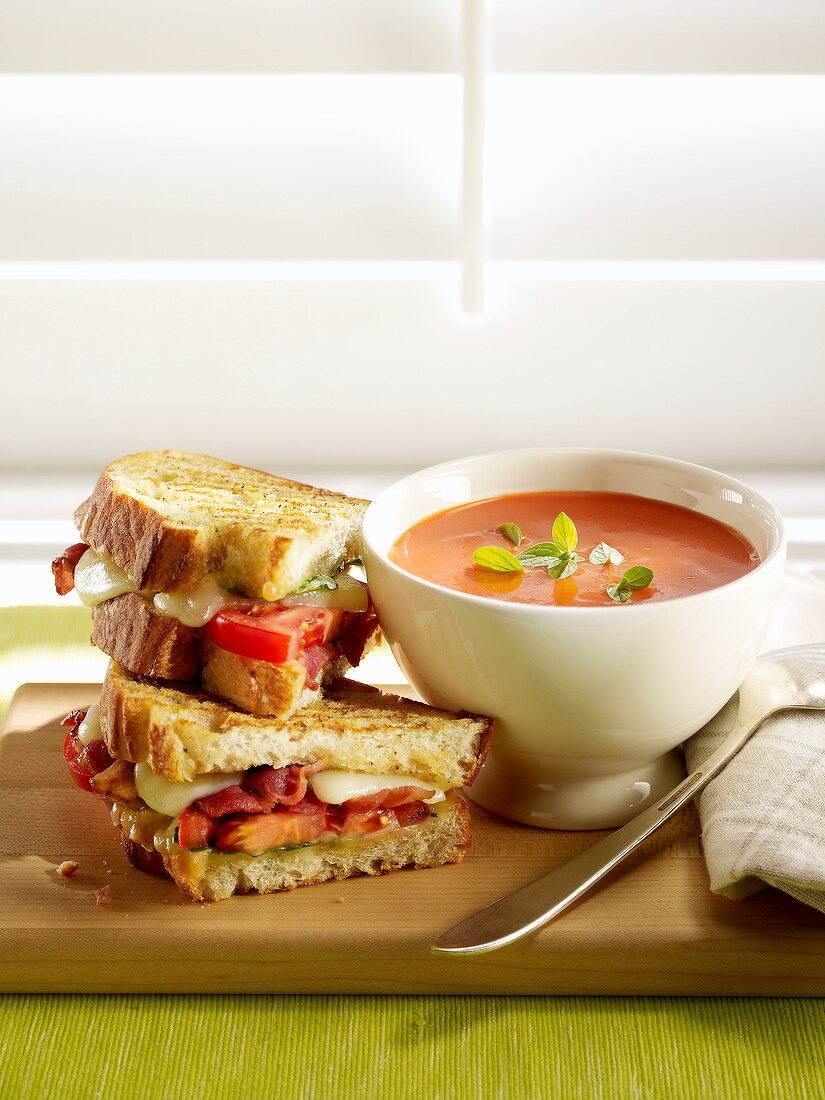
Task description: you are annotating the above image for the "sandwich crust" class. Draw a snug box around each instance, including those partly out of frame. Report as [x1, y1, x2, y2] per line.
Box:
[200, 639, 351, 717]
[91, 592, 202, 680]
[99, 663, 493, 786]
[90, 592, 377, 716]
[74, 451, 368, 599]
[115, 791, 471, 902]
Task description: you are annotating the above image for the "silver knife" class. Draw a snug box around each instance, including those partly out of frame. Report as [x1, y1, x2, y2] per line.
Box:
[432, 644, 825, 955]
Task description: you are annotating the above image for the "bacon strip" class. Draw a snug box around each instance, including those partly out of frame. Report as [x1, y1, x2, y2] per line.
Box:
[51, 542, 89, 596]
[194, 785, 263, 817]
[343, 786, 436, 813]
[61, 709, 87, 735]
[299, 642, 337, 690]
[91, 759, 137, 801]
[337, 599, 379, 668]
[392, 802, 430, 829]
[241, 764, 319, 809]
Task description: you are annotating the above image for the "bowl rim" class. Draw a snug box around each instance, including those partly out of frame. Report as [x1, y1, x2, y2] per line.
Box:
[362, 446, 787, 615]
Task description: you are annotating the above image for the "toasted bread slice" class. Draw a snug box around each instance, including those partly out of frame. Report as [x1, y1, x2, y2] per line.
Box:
[90, 592, 202, 680]
[200, 639, 352, 717]
[114, 791, 471, 902]
[99, 662, 493, 786]
[90, 592, 378, 716]
[74, 451, 368, 600]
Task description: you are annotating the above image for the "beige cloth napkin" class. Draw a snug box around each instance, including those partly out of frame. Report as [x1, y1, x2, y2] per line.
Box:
[684, 569, 825, 912]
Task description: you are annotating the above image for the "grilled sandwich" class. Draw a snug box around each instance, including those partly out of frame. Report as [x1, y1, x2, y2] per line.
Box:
[63, 665, 492, 902]
[53, 452, 378, 718]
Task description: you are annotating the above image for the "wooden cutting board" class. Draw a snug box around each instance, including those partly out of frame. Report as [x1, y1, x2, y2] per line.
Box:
[2, 682, 824, 995]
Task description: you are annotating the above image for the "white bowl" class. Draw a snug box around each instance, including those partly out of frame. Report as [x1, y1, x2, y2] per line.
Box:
[362, 448, 786, 830]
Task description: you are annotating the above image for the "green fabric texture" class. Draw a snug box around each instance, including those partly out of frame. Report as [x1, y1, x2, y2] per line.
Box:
[2, 994, 825, 1100]
[1, 607, 823, 1100]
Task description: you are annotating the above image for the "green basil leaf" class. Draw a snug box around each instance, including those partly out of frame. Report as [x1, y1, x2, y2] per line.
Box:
[516, 541, 561, 568]
[497, 523, 523, 546]
[571, 552, 586, 564]
[473, 546, 524, 574]
[548, 556, 579, 580]
[292, 574, 339, 594]
[552, 512, 578, 554]
[589, 541, 625, 566]
[622, 566, 654, 590]
[606, 582, 631, 603]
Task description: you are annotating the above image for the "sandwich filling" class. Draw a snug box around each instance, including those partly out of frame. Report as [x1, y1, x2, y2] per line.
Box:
[62, 709, 451, 858]
[52, 543, 377, 689]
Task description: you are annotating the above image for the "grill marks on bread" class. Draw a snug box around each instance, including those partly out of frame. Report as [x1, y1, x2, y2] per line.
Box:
[74, 451, 368, 599]
[99, 664, 493, 786]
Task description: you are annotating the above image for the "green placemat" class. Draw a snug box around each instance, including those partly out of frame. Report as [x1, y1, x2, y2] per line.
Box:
[1, 607, 823, 1100]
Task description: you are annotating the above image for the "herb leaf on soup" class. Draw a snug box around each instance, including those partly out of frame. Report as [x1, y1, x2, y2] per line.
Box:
[606, 582, 631, 603]
[589, 541, 625, 567]
[474, 510, 651, 602]
[516, 542, 561, 568]
[496, 523, 523, 546]
[606, 566, 655, 603]
[552, 512, 578, 554]
[623, 566, 654, 588]
[473, 546, 524, 574]
[548, 555, 584, 580]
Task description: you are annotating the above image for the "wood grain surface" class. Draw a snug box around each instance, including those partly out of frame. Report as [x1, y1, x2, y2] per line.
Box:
[2, 683, 824, 995]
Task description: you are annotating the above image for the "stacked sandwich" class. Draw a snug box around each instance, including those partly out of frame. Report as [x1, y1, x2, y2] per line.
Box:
[53, 452, 491, 901]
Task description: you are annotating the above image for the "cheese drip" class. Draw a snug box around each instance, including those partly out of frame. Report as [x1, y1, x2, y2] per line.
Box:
[152, 577, 249, 628]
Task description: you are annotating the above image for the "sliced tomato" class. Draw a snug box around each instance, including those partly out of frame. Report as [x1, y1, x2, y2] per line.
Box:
[339, 807, 397, 838]
[194, 785, 263, 817]
[213, 804, 327, 855]
[178, 807, 215, 850]
[61, 710, 114, 793]
[204, 606, 344, 665]
[63, 729, 96, 792]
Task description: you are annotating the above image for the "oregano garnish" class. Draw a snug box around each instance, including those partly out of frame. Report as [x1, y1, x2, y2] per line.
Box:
[473, 512, 654, 602]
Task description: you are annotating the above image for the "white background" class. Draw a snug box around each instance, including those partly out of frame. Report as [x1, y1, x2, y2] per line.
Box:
[1, 1, 823, 475]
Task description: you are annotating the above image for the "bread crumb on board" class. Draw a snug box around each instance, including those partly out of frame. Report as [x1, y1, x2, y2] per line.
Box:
[94, 886, 112, 907]
[57, 861, 79, 878]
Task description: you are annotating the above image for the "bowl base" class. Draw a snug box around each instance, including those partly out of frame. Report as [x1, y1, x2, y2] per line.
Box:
[468, 749, 686, 830]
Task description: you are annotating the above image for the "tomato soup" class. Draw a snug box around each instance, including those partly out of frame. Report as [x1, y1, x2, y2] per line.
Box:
[390, 492, 760, 607]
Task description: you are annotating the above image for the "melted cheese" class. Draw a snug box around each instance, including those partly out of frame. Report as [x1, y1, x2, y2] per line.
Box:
[134, 762, 244, 818]
[77, 702, 101, 746]
[110, 799, 176, 854]
[75, 548, 366, 627]
[152, 577, 249, 628]
[308, 769, 447, 806]
[280, 572, 369, 613]
[73, 548, 136, 607]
